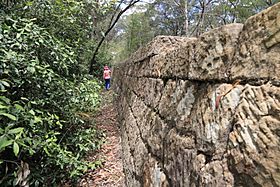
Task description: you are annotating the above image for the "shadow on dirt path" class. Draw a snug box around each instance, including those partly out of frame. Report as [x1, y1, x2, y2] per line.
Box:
[77, 90, 124, 187]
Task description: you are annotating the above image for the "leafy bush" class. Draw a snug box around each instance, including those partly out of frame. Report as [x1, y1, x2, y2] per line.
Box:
[0, 15, 103, 186]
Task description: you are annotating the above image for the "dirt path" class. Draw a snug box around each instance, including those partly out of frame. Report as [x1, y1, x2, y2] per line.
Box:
[78, 90, 125, 187]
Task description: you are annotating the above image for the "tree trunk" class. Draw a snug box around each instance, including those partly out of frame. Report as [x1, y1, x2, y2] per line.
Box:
[184, 0, 189, 36]
[88, 0, 140, 75]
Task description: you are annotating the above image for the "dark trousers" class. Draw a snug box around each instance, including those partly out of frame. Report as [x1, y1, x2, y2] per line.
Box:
[105, 79, 110, 90]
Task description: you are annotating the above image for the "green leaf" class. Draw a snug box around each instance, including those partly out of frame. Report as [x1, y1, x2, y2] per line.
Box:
[0, 104, 8, 109]
[0, 84, 5, 91]
[0, 136, 13, 151]
[26, 1, 33, 6]
[43, 147, 50, 156]
[0, 80, 10, 87]
[29, 110, 35, 115]
[20, 97, 29, 101]
[34, 116, 42, 123]
[13, 142, 19, 156]
[0, 112, 17, 120]
[14, 104, 24, 111]
[16, 33, 21, 39]
[27, 66, 35, 74]
[30, 101, 37, 104]
[0, 96, 10, 104]
[8, 127, 24, 134]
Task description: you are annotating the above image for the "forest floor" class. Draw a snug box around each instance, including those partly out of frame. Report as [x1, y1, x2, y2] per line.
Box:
[77, 90, 125, 187]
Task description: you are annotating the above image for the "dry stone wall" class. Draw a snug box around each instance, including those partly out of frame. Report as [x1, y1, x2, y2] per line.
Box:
[114, 3, 280, 187]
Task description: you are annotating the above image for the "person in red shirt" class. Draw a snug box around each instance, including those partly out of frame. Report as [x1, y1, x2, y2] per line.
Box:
[103, 65, 111, 90]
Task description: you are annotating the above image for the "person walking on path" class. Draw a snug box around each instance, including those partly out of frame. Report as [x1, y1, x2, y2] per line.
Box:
[103, 65, 111, 90]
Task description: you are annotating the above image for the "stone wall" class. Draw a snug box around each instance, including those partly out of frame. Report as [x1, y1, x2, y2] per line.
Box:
[113, 3, 280, 187]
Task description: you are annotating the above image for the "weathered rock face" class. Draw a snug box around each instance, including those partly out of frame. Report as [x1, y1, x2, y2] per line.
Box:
[114, 3, 280, 187]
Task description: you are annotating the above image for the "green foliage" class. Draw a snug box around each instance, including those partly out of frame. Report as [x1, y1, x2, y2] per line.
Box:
[146, 0, 186, 36]
[0, 2, 104, 186]
[140, 0, 280, 38]
[111, 10, 154, 62]
[125, 12, 153, 56]
[110, 0, 280, 63]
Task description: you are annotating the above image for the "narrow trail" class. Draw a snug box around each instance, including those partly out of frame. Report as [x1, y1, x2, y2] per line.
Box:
[78, 90, 125, 187]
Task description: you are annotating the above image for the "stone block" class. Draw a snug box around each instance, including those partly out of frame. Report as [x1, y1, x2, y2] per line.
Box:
[130, 93, 155, 140]
[158, 80, 195, 125]
[230, 3, 280, 81]
[228, 83, 280, 186]
[159, 38, 197, 78]
[130, 77, 164, 108]
[130, 35, 192, 64]
[146, 115, 167, 158]
[189, 24, 243, 81]
[189, 83, 243, 158]
[143, 156, 168, 187]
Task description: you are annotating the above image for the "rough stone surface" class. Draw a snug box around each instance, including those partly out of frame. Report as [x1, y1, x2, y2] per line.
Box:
[189, 23, 243, 81]
[114, 3, 280, 187]
[230, 3, 280, 82]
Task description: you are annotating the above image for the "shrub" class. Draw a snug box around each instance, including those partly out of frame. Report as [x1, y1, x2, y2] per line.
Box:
[0, 16, 103, 186]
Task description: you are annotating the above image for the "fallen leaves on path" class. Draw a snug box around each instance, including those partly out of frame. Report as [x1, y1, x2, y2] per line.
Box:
[77, 90, 124, 187]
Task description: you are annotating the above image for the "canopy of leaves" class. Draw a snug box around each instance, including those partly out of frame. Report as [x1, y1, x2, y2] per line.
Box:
[110, 0, 280, 62]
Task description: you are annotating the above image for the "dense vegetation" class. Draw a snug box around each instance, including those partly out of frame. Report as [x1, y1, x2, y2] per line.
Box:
[0, 0, 108, 186]
[0, 0, 279, 186]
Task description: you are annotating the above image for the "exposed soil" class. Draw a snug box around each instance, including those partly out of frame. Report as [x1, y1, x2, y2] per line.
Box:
[77, 90, 125, 187]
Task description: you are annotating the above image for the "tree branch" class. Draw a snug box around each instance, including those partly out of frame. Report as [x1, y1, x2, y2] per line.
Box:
[89, 0, 140, 74]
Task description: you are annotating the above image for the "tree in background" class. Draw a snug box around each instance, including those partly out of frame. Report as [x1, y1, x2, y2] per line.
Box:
[214, 0, 279, 24]
[108, 3, 155, 62]
[88, 0, 140, 75]
[146, 0, 280, 37]
[111, 0, 280, 62]
[146, 0, 185, 36]
[125, 12, 154, 57]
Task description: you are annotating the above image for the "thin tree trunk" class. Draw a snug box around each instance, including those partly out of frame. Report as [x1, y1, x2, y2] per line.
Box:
[91, 0, 99, 38]
[89, 0, 140, 74]
[184, 0, 189, 36]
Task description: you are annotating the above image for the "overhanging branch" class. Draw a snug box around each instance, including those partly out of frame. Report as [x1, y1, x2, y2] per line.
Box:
[89, 0, 140, 74]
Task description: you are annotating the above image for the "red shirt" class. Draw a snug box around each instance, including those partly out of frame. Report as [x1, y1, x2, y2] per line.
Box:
[103, 69, 111, 79]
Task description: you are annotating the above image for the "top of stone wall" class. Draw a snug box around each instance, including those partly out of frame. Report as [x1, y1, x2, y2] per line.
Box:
[230, 2, 280, 82]
[116, 2, 280, 83]
[129, 35, 195, 63]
